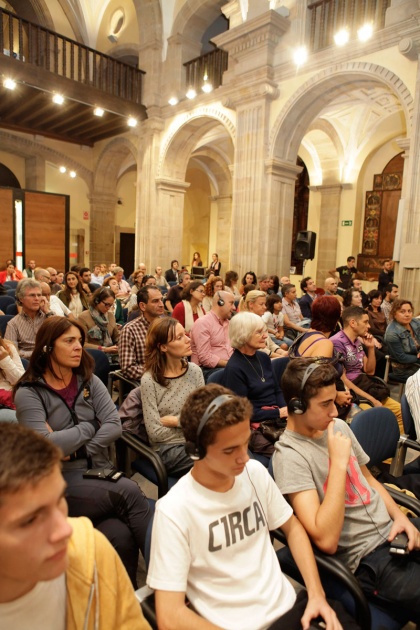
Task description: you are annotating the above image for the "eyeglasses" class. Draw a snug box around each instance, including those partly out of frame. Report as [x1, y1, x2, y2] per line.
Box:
[101, 301, 113, 308]
[195, 289, 205, 294]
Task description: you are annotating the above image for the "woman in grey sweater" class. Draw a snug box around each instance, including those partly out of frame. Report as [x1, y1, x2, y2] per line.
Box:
[14, 316, 150, 587]
[141, 317, 204, 476]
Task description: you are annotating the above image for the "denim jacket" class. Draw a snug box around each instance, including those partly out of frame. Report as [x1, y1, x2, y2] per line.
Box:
[384, 318, 420, 364]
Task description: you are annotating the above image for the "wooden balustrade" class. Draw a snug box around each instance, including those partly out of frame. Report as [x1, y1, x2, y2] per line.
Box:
[308, 0, 391, 52]
[184, 48, 228, 93]
[0, 7, 144, 104]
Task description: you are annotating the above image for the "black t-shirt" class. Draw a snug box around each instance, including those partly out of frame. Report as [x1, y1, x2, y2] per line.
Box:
[336, 265, 357, 289]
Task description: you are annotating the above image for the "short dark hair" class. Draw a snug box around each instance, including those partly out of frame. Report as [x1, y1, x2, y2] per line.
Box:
[282, 283, 295, 296]
[170, 260, 178, 267]
[90, 286, 115, 308]
[137, 285, 160, 307]
[15, 316, 94, 388]
[342, 306, 366, 327]
[389, 299, 414, 321]
[79, 267, 91, 276]
[181, 280, 203, 301]
[367, 290, 382, 311]
[241, 271, 257, 286]
[281, 358, 337, 409]
[382, 283, 398, 299]
[311, 296, 341, 333]
[300, 277, 311, 293]
[0, 424, 62, 503]
[347, 256, 355, 262]
[342, 288, 360, 308]
[180, 384, 252, 451]
[266, 293, 282, 313]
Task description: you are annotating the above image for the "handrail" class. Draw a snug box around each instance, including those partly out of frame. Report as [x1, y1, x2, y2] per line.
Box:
[308, 0, 391, 52]
[0, 7, 145, 104]
[184, 47, 228, 93]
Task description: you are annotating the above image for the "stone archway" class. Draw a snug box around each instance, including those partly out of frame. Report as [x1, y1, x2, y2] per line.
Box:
[91, 137, 137, 264]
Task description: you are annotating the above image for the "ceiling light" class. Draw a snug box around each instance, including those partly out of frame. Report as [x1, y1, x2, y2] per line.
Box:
[168, 96, 179, 106]
[357, 23, 373, 42]
[201, 73, 213, 93]
[3, 78, 16, 90]
[69, 170, 76, 178]
[293, 46, 308, 67]
[127, 117, 137, 128]
[186, 87, 197, 100]
[59, 166, 67, 173]
[52, 93, 64, 104]
[334, 28, 349, 47]
[93, 107, 104, 117]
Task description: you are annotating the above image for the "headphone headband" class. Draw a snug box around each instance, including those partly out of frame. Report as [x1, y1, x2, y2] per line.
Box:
[287, 362, 321, 416]
[186, 394, 234, 461]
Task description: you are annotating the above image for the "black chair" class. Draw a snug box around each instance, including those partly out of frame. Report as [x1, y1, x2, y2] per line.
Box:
[206, 368, 224, 384]
[5, 303, 18, 316]
[3, 281, 18, 289]
[383, 355, 407, 399]
[6, 288, 16, 297]
[0, 314, 13, 336]
[86, 348, 113, 387]
[390, 394, 420, 477]
[0, 295, 15, 311]
[271, 356, 289, 384]
[350, 407, 400, 466]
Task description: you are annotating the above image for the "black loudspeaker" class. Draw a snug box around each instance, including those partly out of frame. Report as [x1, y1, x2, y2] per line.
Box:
[295, 231, 317, 260]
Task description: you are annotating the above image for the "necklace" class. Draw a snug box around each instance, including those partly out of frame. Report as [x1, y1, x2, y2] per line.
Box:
[240, 351, 266, 382]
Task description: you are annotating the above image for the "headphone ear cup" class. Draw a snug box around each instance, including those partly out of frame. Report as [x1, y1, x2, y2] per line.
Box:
[217, 291, 225, 307]
[185, 441, 201, 461]
[287, 398, 306, 415]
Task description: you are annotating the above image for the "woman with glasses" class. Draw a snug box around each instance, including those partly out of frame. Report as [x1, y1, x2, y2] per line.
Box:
[385, 299, 420, 378]
[223, 311, 287, 456]
[78, 287, 119, 362]
[171, 280, 205, 333]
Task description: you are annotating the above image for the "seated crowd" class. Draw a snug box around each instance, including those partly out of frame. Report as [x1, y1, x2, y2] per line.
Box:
[0, 255, 420, 629]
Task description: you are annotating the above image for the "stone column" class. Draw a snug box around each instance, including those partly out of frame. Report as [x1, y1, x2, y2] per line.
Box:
[309, 184, 344, 286]
[25, 156, 45, 191]
[89, 192, 117, 265]
[210, 194, 233, 269]
[152, 178, 190, 267]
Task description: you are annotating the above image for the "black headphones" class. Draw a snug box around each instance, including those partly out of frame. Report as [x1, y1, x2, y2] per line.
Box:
[185, 394, 234, 461]
[42, 345, 53, 354]
[217, 291, 225, 307]
[287, 363, 321, 415]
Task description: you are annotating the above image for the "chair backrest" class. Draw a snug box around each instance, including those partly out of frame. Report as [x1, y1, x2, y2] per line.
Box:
[271, 356, 289, 385]
[6, 288, 16, 297]
[86, 348, 112, 386]
[0, 314, 13, 336]
[207, 368, 225, 384]
[3, 281, 18, 289]
[0, 295, 15, 310]
[5, 303, 18, 315]
[350, 407, 400, 466]
[401, 394, 416, 439]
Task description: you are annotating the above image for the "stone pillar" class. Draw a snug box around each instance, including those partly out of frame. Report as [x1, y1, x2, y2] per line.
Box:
[264, 159, 302, 275]
[152, 178, 190, 267]
[89, 192, 117, 265]
[395, 48, 420, 312]
[210, 194, 233, 269]
[25, 156, 45, 191]
[309, 184, 344, 286]
[213, 10, 290, 277]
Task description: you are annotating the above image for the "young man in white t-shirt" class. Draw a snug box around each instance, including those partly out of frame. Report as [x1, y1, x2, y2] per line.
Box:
[0, 423, 150, 630]
[147, 383, 356, 630]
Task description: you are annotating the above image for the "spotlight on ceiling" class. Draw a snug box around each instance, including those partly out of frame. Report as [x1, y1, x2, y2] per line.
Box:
[186, 87, 197, 100]
[52, 93, 65, 105]
[334, 28, 349, 47]
[127, 117, 137, 128]
[59, 166, 67, 174]
[93, 107, 104, 117]
[3, 78, 16, 90]
[69, 171, 76, 178]
[168, 96, 179, 106]
[293, 46, 308, 67]
[357, 23, 373, 42]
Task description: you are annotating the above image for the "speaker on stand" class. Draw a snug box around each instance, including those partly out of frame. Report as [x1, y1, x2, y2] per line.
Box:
[295, 231, 316, 276]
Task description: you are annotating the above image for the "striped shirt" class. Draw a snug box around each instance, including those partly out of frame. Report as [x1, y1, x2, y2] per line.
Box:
[4, 310, 49, 358]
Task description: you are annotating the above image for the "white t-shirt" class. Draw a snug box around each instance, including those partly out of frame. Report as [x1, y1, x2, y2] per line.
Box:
[49, 295, 71, 317]
[147, 459, 295, 630]
[0, 574, 66, 630]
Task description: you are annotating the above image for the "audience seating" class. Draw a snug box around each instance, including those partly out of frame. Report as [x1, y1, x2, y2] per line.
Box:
[0, 295, 15, 311]
[390, 395, 420, 477]
[86, 348, 113, 387]
[6, 288, 16, 297]
[5, 303, 17, 315]
[0, 314, 13, 336]
[206, 368, 224, 384]
[383, 355, 406, 399]
[2, 281, 18, 289]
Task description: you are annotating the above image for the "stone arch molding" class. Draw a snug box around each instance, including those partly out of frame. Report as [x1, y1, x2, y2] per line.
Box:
[93, 136, 137, 194]
[0, 130, 92, 189]
[158, 105, 236, 180]
[270, 61, 414, 163]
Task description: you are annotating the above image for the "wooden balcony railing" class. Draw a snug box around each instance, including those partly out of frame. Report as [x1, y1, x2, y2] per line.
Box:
[308, 0, 391, 52]
[184, 48, 228, 93]
[0, 7, 145, 104]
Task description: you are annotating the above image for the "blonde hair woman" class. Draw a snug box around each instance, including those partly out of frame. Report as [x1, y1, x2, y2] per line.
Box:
[239, 290, 287, 358]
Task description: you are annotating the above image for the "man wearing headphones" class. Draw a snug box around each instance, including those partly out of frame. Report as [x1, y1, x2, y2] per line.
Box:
[147, 384, 353, 630]
[274, 358, 420, 624]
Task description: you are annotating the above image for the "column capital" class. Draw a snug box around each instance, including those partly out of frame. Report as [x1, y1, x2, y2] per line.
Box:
[309, 183, 352, 193]
[265, 158, 302, 180]
[223, 80, 279, 109]
[396, 136, 410, 157]
[209, 194, 232, 202]
[155, 178, 190, 193]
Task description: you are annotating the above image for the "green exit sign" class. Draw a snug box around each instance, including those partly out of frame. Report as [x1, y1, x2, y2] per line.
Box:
[341, 220, 353, 226]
